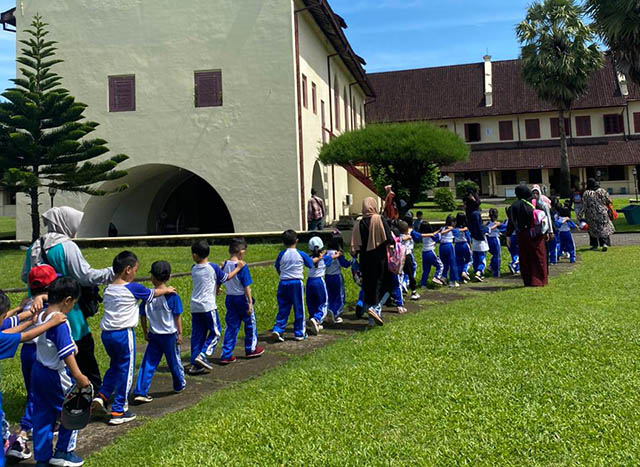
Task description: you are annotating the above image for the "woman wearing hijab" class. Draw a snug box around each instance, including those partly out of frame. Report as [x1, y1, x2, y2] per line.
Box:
[21, 207, 114, 388]
[351, 197, 393, 326]
[506, 186, 549, 287]
[582, 178, 615, 251]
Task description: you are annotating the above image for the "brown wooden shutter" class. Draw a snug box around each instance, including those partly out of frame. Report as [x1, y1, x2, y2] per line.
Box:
[109, 75, 135, 112]
[576, 116, 591, 136]
[634, 112, 640, 133]
[464, 123, 470, 142]
[195, 71, 223, 108]
[525, 119, 540, 139]
[498, 120, 513, 140]
[550, 118, 559, 138]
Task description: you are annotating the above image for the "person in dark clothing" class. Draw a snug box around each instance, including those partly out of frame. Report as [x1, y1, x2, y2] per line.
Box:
[506, 186, 549, 287]
[351, 197, 393, 326]
[464, 192, 490, 281]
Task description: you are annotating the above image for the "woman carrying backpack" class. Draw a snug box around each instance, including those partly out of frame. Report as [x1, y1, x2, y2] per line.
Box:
[506, 186, 549, 287]
[351, 197, 393, 326]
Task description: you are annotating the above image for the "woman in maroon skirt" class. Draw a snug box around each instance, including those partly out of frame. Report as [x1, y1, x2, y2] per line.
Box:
[506, 186, 549, 287]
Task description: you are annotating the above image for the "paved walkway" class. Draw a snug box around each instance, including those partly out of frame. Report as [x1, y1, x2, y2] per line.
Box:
[0, 254, 601, 464]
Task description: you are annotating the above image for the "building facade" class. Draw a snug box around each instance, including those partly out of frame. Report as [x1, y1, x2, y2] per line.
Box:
[2, 1, 375, 239]
[367, 56, 640, 198]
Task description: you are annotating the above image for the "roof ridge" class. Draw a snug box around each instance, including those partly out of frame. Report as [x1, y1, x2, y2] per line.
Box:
[367, 58, 522, 77]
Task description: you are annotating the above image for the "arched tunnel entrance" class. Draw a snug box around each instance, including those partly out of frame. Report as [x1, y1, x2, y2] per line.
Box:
[79, 164, 234, 237]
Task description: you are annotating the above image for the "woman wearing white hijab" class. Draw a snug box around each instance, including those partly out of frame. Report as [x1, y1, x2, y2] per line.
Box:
[21, 207, 114, 388]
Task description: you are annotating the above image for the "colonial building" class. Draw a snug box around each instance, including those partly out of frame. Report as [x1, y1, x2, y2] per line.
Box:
[1, 1, 376, 239]
[366, 55, 640, 197]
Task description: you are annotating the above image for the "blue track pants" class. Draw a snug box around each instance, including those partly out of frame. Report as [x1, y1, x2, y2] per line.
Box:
[221, 295, 258, 359]
[134, 332, 185, 396]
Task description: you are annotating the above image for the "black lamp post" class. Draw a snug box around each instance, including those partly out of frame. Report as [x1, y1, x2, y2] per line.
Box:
[633, 167, 638, 202]
[48, 186, 57, 208]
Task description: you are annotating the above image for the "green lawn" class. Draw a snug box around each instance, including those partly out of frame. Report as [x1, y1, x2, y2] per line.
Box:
[0, 216, 15, 237]
[80, 247, 640, 466]
[413, 201, 501, 222]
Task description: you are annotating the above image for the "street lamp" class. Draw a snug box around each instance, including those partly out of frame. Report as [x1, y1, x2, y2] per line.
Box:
[633, 167, 638, 202]
[48, 186, 57, 208]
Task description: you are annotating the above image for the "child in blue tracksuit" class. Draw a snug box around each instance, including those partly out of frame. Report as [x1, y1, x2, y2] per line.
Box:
[505, 209, 520, 274]
[133, 261, 186, 404]
[272, 230, 317, 342]
[189, 240, 244, 374]
[31, 277, 91, 467]
[93, 251, 176, 426]
[307, 237, 341, 334]
[454, 213, 472, 282]
[324, 234, 352, 325]
[399, 221, 421, 300]
[388, 227, 407, 314]
[486, 208, 503, 278]
[220, 238, 265, 364]
[351, 259, 366, 319]
[0, 293, 67, 467]
[439, 216, 460, 287]
[556, 207, 577, 263]
[419, 221, 444, 286]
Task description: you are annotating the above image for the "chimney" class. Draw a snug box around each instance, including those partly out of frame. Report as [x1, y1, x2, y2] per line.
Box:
[484, 55, 493, 107]
[617, 71, 629, 97]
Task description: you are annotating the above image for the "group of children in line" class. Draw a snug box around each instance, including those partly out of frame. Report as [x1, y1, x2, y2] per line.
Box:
[0, 208, 580, 466]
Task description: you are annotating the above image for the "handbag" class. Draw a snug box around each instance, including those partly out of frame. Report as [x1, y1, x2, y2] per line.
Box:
[39, 238, 102, 319]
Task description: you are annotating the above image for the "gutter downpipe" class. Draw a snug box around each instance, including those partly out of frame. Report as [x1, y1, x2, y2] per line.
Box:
[327, 52, 338, 220]
[349, 81, 358, 130]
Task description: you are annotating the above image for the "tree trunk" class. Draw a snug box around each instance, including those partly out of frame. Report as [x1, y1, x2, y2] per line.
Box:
[30, 166, 40, 242]
[558, 108, 572, 198]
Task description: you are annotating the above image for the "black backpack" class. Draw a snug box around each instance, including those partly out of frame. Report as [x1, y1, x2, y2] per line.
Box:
[39, 238, 103, 319]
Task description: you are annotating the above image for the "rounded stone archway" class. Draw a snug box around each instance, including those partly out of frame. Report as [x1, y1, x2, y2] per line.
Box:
[79, 164, 234, 237]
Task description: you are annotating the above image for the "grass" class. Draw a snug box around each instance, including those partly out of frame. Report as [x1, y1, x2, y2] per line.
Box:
[80, 247, 640, 465]
[0, 216, 15, 238]
[413, 201, 500, 222]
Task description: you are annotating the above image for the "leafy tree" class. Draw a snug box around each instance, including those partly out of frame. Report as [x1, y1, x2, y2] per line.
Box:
[456, 180, 479, 199]
[585, 0, 640, 85]
[516, 0, 603, 197]
[0, 15, 128, 241]
[319, 122, 469, 209]
[433, 188, 457, 211]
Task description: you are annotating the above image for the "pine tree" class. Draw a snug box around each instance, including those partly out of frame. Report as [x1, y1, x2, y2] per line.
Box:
[0, 14, 128, 241]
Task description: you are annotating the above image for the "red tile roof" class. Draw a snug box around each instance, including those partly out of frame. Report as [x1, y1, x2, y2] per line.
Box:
[442, 139, 640, 172]
[366, 56, 640, 122]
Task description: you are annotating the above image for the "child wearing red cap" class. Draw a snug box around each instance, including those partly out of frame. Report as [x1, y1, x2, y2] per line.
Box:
[5, 265, 58, 462]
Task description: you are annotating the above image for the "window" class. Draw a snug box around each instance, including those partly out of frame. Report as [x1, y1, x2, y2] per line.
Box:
[301, 74, 308, 109]
[464, 123, 481, 142]
[321, 100, 326, 144]
[529, 169, 542, 184]
[194, 70, 222, 108]
[344, 88, 349, 131]
[603, 114, 624, 135]
[499, 120, 513, 141]
[108, 75, 135, 112]
[440, 124, 449, 130]
[608, 165, 626, 181]
[311, 82, 317, 115]
[550, 118, 571, 138]
[525, 119, 541, 139]
[500, 170, 517, 185]
[634, 112, 640, 133]
[575, 116, 592, 136]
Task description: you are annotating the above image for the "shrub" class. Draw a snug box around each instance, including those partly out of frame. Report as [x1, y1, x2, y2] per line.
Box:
[433, 188, 457, 211]
[456, 180, 479, 198]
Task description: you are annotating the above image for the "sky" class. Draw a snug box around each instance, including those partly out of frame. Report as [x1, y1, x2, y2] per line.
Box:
[0, 0, 533, 90]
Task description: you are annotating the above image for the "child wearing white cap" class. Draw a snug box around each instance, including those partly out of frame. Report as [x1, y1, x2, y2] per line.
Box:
[306, 237, 341, 336]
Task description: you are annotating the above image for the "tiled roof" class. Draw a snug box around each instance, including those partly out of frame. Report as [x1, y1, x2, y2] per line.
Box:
[442, 139, 640, 172]
[366, 56, 640, 122]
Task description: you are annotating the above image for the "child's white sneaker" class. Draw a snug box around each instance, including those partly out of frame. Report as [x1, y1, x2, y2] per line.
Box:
[432, 277, 444, 286]
[410, 292, 420, 300]
[272, 331, 285, 343]
[308, 318, 320, 335]
[461, 272, 470, 282]
[475, 271, 484, 282]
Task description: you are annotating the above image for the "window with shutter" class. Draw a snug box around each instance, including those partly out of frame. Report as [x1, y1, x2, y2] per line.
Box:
[525, 119, 540, 139]
[575, 116, 591, 136]
[311, 82, 317, 115]
[498, 121, 513, 141]
[108, 75, 136, 112]
[634, 113, 640, 133]
[464, 123, 481, 142]
[550, 118, 571, 138]
[603, 114, 623, 134]
[195, 70, 223, 108]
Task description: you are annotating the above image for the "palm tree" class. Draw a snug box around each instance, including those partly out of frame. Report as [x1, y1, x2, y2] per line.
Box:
[586, 0, 640, 85]
[516, 0, 603, 197]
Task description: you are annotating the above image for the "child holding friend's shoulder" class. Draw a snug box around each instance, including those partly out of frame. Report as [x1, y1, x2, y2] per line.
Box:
[306, 236, 341, 335]
[93, 251, 176, 426]
[324, 233, 352, 325]
[398, 220, 421, 301]
[272, 230, 317, 342]
[419, 221, 445, 286]
[486, 208, 503, 278]
[30, 277, 89, 467]
[438, 215, 461, 287]
[220, 238, 264, 365]
[133, 260, 186, 404]
[189, 240, 245, 374]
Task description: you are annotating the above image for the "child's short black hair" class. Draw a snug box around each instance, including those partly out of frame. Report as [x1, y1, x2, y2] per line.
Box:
[229, 238, 248, 255]
[327, 234, 344, 251]
[402, 214, 413, 225]
[150, 261, 172, 283]
[416, 211, 423, 217]
[398, 220, 409, 234]
[0, 291, 9, 315]
[282, 230, 298, 247]
[419, 221, 434, 234]
[191, 240, 210, 259]
[558, 206, 571, 218]
[445, 215, 456, 227]
[113, 251, 139, 275]
[489, 208, 499, 222]
[455, 213, 467, 228]
[48, 277, 81, 305]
